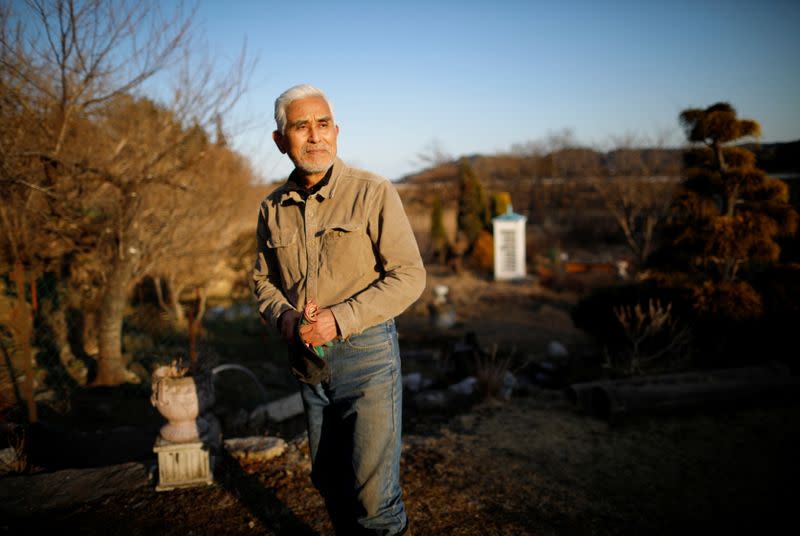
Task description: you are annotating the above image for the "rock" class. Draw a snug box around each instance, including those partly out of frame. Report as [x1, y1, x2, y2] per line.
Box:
[413, 389, 451, 411]
[33, 390, 58, 402]
[547, 340, 569, 359]
[249, 391, 304, 427]
[223, 436, 287, 463]
[499, 371, 516, 400]
[403, 372, 423, 392]
[448, 376, 478, 396]
[0, 447, 18, 474]
[402, 372, 433, 393]
[0, 462, 151, 516]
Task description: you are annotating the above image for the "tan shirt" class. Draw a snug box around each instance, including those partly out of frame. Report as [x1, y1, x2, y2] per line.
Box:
[253, 158, 426, 339]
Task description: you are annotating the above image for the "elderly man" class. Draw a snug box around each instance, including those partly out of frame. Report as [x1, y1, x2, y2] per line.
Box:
[253, 84, 425, 535]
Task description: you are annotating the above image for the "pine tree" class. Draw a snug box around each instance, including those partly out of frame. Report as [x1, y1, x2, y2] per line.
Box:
[576, 104, 799, 370]
[651, 102, 798, 320]
[456, 159, 490, 245]
[430, 193, 448, 264]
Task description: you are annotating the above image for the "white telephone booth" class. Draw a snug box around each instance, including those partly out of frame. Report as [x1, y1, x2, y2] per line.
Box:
[492, 205, 527, 280]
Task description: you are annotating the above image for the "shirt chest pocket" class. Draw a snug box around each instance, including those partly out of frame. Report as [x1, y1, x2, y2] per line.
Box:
[319, 223, 371, 276]
[266, 230, 302, 281]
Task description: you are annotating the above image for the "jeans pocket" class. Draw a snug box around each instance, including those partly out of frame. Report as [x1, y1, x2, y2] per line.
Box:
[344, 323, 393, 351]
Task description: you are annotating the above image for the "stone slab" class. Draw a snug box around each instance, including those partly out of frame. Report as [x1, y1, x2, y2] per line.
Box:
[249, 391, 304, 425]
[265, 391, 304, 422]
[0, 461, 152, 517]
[224, 436, 287, 463]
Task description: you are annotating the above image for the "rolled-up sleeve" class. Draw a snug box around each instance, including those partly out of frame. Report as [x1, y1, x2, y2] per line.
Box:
[329, 181, 426, 338]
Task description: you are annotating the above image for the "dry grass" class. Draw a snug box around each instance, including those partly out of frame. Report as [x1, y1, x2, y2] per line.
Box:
[474, 344, 514, 400]
[0, 425, 27, 475]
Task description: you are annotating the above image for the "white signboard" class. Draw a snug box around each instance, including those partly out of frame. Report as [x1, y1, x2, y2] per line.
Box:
[492, 206, 527, 280]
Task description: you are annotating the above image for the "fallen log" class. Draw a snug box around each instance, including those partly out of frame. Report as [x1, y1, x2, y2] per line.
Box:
[567, 364, 800, 421]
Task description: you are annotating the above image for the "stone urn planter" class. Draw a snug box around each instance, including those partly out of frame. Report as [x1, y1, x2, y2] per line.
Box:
[150, 364, 215, 443]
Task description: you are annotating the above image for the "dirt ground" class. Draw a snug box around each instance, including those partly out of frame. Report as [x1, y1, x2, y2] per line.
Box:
[3, 269, 799, 535]
[402, 267, 597, 349]
[7, 395, 798, 535]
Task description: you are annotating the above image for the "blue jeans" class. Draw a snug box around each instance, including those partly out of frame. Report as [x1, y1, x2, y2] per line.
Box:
[299, 319, 407, 535]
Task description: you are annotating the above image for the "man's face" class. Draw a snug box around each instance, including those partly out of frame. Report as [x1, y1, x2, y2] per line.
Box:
[273, 96, 339, 178]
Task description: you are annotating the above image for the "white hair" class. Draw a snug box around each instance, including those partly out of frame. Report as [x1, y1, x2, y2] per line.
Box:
[274, 84, 335, 134]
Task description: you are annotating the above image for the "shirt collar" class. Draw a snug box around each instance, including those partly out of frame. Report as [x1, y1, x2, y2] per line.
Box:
[278, 158, 344, 203]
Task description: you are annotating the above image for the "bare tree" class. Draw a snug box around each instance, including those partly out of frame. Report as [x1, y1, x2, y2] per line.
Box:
[0, 0, 249, 385]
[413, 138, 453, 168]
[148, 144, 256, 328]
[591, 133, 681, 270]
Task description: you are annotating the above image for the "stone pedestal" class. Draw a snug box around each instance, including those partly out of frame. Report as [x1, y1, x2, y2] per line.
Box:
[153, 437, 213, 491]
[153, 413, 220, 491]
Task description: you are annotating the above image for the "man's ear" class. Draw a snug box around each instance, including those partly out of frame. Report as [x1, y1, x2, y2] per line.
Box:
[272, 130, 286, 154]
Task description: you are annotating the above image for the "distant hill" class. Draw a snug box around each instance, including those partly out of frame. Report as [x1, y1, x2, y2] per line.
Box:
[393, 139, 800, 258]
[392, 139, 800, 235]
[741, 140, 800, 173]
[396, 140, 800, 202]
[395, 147, 681, 207]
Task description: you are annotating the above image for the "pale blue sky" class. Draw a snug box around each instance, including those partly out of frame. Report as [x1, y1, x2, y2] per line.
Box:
[197, 0, 799, 181]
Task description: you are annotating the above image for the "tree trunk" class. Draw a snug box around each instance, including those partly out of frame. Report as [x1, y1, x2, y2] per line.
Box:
[156, 276, 187, 329]
[188, 287, 207, 363]
[712, 141, 727, 173]
[725, 185, 739, 218]
[81, 309, 99, 357]
[40, 296, 88, 385]
[94, 257, 137, 386]
[168, 280, 187, 329]
[9, 263, 37, 422]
